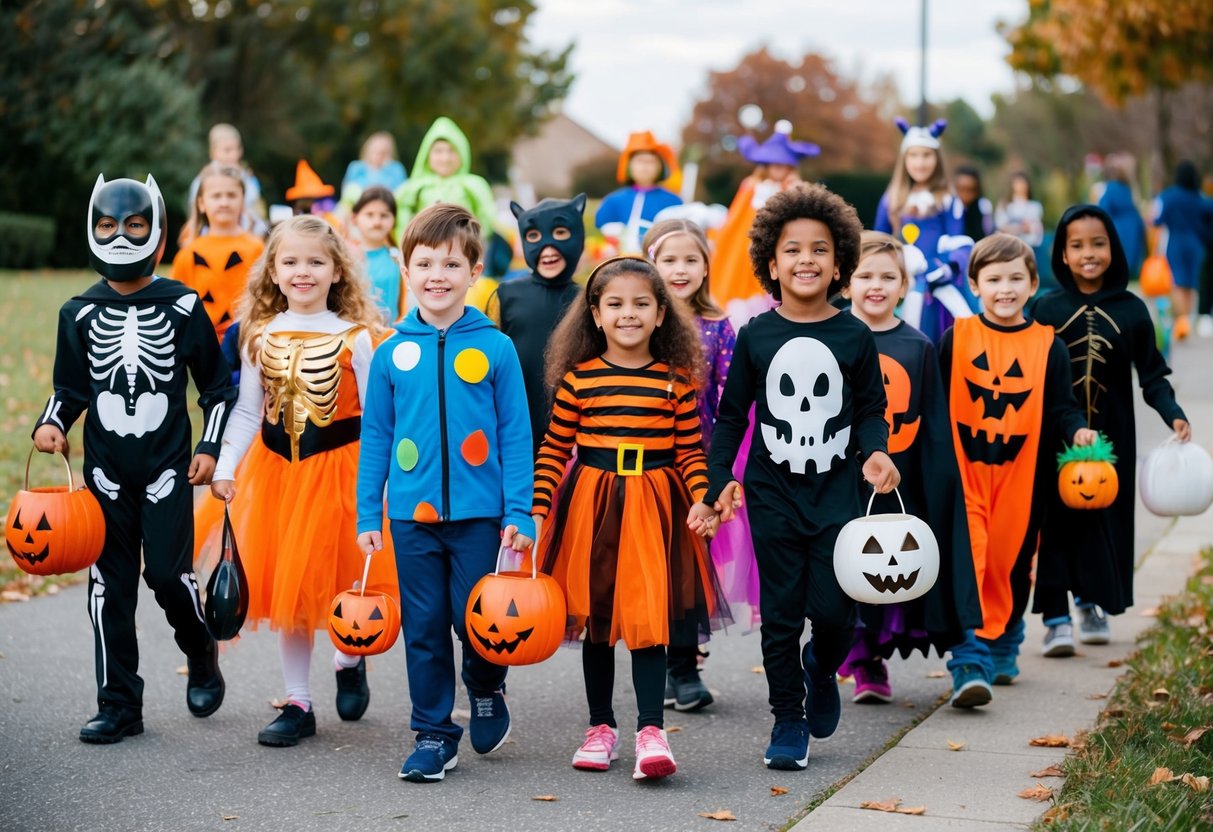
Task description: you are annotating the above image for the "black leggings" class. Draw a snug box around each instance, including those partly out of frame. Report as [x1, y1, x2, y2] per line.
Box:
[582, 640, 666, 731]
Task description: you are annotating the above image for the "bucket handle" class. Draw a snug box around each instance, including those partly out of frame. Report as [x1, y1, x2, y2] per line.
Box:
[492, 545, 536, 579]
[864, 486, 906, 517]
[24, 447, 73, 492]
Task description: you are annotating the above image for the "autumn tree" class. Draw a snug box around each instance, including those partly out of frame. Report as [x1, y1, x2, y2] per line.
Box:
[1002, 0, 1213, 174]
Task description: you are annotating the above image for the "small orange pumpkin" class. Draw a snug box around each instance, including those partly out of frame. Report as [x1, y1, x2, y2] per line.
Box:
[466, 548, 566, 666]
[328, 554, 400, 656]
[1139, 254, 1173, 298]
[1057, 433, 1119, 510]
[5, 450, 105, 576]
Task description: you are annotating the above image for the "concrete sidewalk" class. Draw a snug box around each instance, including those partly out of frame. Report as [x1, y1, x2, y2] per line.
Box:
[794, 332, 1213, 831]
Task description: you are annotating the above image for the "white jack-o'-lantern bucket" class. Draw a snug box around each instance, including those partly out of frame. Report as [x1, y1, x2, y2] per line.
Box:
[1139, 436, 1213, 517]
[833, 488, 939, 605]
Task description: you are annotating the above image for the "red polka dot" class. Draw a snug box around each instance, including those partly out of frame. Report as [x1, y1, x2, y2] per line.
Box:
[461, 430, 489, 467]
[413, 501, 440, 523]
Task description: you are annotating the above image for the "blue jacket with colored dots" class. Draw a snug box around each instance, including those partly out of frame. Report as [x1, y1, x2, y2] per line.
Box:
[356, 306, 536, 539]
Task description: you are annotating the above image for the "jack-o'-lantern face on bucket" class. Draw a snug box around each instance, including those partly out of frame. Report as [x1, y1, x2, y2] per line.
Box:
[6, 509, 52, 566]
[465, 571, 567, 666]
[328, 591, 400, 656]
[879, 355, 920, 455]
[833, 510, 940, 605]
[957, 351, 1034, 465]
[1059, 460, 1118, 509]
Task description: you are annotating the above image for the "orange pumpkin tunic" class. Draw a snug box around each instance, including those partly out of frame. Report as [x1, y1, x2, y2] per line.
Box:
[171, 232, 264, 340]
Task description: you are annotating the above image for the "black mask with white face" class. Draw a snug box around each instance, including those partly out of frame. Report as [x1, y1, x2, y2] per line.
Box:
[511, 193, 586, 285]
[87, 174, 166, 282]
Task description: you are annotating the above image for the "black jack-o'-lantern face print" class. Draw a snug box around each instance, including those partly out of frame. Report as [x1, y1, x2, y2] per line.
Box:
[196, 250, 247, 325]
[860, 530, 924, 594]
[6, 509, 52, 566]
[467, 592, 535, 656]
[957, 350, 1032, 465]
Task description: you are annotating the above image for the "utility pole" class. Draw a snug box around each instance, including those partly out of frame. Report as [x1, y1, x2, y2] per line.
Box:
[918, 0, 929, 125]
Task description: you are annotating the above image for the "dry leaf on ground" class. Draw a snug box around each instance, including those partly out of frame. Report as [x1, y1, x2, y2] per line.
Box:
[222, 816, 239, 822]
[1152, 687, 1171, 700]
[1148, 766, 1175, 786]
[858, 798, 926, 815]
[0, 590, 30, 602]
[946, 740, 966, 751]
[1029, 734, 1070, 747]
[1180, 773, 1210, 792]
[176, 665, 189, 676]
[750, 666, 764, 674]
[698, 809, 737, 821]
[1174, 726, 1210, 747]
[1030, 765, 1064, 778]
[770, 786, 788, 796]
[531, 795, 558, 802]
[1106, 659, 1123, 668]
[926, 670, 947, 678]
[667, 726, 683, 733]
[1086, 692, 1108, 700]
[1018, 783, 1054, 801]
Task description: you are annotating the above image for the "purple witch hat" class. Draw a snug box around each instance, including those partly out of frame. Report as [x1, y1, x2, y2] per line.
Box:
[738, 120, 820, 165]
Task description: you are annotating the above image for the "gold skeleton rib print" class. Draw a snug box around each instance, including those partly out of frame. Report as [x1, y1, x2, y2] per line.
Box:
[1058, 305, 1120, 425]
[260, 327, 365, 462]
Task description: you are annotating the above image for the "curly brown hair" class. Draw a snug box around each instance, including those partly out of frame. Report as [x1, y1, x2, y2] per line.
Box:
[748, 182, 863, 300]
[238, 215, 387, 357]
[544, 256, 706, 390]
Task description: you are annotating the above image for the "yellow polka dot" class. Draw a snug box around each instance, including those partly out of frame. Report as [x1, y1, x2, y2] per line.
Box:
[453, 348, 489, 384]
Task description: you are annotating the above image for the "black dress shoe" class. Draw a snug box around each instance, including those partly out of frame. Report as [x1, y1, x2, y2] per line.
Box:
[80, 706, 144, 744]
[258, 703, 316, 747]
[186, 642, 226, 718]
[335, 657, 370, 721]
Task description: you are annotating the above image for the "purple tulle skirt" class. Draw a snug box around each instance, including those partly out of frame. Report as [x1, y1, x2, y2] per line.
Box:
[709, 416, 761, 632]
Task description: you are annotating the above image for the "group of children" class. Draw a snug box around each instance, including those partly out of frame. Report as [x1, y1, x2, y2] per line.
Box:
[32, 131, 1191, 785]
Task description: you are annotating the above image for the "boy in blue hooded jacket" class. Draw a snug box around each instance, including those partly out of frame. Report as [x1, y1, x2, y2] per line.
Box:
[357, 203, 535, 783]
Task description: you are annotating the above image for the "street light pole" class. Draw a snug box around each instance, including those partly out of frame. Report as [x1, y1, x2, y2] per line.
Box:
[918, 0, 929, 125]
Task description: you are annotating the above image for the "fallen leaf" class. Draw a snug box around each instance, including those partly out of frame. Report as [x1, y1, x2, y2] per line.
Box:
[1152, 687, 1170, 700]
[896, 805, 927, 815]
[1030, 765, 1064, 778]
[1041, 803, 1073, 823]
[1018, 783, 1053, 801]
[750, 666, 765, 674]
[1161, 722, 1178, 731]
[1, 590, 31, 602]
[1106, 659, 1123, 668]
[667, 725, 683, 733]
[1104, 706, 1127, 718]
[1139, 607, 1158, 617]
[222, 816, 239, 822]
[926, 670, 947, 678]
[176, 665, 189, 676]
[1086, 692, 1108, 700]
[1180, 773, 1210, 792]
[770, 786, 788, 796]
[1148, 766, 1175, 786]
[1029, 734, 1070, 748]
[531, 795, 558, 802]
[698, 809, 737, 821]
[946, 740, 966, 751]
[901, 701, 916, 708]
[858, 797, 925, 815]
[1175, 726, 1210, 747]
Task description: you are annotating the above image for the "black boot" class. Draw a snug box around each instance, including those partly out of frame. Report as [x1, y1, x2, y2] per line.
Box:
[335, 657, 370, 721]
[186, 640, 225, 718]
[80, 705, 144, 744]
[258, 703, 316, 747]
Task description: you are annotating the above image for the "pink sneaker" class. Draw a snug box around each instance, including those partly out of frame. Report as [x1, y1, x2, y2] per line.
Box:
[572, 724, 619, 771]
[851, 659, 893, 704]
[633, 726, 676, 780]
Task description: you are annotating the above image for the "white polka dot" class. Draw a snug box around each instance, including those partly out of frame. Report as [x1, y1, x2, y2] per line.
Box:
[392, 341, 421, 371]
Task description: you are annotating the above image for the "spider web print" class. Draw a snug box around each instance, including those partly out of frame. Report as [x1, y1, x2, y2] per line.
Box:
[89, 306, 177, 437]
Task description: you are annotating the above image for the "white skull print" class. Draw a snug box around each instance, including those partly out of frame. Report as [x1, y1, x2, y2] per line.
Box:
[760, 337, 851, 474]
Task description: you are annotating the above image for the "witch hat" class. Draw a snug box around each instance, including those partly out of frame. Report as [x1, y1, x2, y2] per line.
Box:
[285, 160, 335, 201]
[737, 120, 820, 166]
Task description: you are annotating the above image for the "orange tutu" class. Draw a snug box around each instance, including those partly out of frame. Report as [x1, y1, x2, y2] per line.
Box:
[538, 463, 731, 649]
[194, 438, 398, 632]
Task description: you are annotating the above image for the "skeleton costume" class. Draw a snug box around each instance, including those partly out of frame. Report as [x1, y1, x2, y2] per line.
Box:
[705, 310, 888, 723]
[35, 175, 235, 718]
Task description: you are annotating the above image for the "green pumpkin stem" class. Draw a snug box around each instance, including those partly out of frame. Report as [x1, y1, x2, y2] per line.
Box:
[1056, 432, 1118, 470]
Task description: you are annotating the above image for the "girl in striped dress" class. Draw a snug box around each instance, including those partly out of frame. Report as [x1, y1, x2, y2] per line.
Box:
[532, 256, 731, 781]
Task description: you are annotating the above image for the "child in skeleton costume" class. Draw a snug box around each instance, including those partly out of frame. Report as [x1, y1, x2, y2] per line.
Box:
[204, 216, 398, 747]
[837, 232, 981, 705]
[1031, 206, 1190, 651]
[705, 184, 899, 771]
[874, 119, 978, 344]
[33, 175, 235, 744]
[940, 234, 1094, 710]
[486, 194, 587, 456]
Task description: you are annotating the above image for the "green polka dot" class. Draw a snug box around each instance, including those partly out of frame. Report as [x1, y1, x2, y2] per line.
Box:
[396, 438, 419, 471]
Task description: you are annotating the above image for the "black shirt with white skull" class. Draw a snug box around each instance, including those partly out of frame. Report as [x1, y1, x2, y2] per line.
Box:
[705, 309, 889, 537]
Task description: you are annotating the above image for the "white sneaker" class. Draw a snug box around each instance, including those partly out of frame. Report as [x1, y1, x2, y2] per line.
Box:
[1078, 606, 1111, 644]
[572, 724, 619, 771]
[1042, 622, 1076, 657]
[1197, 314, 1213, 338]
[633, 726, 676, 780]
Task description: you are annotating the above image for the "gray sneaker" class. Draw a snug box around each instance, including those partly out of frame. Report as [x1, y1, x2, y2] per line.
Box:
[1078, 606, 1111, 644]
[1042, 622, 1076, 657]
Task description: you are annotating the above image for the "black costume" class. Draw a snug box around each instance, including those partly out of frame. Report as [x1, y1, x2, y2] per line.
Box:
[705, 310, 888, 722]
[488, 194, 586, 454]
[1031, 205, 1185, 616]
[35, 176, 235, 721]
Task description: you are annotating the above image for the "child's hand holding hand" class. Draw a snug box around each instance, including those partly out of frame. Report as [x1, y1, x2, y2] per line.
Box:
[211, 479, 236, 502]
[1072, 428, 1098, 447]
[503, 524, 534, 552]
[33, 424, 67, 454]
[1173, 419, 1191, 443]
[862, 451, 900, 494]
[188, 453, 216, 485]
[687, 502, 720, 539]
[713, 481, 743, 522]
[357, 531, 383, 556]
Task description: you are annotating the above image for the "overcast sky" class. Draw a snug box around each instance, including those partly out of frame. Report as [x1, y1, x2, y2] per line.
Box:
[526, 0, 1028, 148]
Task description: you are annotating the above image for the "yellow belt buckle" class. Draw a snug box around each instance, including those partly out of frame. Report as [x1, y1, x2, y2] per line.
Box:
[616, 443, 645, 476]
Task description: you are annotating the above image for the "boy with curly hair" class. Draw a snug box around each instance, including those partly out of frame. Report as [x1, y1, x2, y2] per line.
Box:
[704, 183, 899, 770]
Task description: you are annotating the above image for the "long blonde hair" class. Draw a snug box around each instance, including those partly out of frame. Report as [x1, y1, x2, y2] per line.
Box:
[882, 146, 951, 237]
[238, 215, 386, 357]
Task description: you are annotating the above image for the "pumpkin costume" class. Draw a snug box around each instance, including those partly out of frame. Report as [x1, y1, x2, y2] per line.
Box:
[941, 315, 1085, 648]
[1032, 205, 1186, 617]
[35, 175, 236, 723]
[170, 231, 264, 340]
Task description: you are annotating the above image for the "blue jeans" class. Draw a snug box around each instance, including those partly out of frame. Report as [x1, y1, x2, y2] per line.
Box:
[391, 518, 507, 743]
[947, 618, 1026, 680]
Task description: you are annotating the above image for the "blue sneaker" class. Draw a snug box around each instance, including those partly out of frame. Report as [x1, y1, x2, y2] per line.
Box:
[468, 689, 511, 754]
[991, 654, 1020, 686]
[400, 734, 459, 782]
[949, 664, 993, 708]
[802, 642, 841, 738]
[764, 719, 810, 770]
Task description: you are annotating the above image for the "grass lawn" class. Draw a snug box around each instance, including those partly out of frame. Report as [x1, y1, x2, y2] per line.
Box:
[1038, 548, 1213, 828]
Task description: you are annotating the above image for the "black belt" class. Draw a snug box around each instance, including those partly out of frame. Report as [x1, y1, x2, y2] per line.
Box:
[262, 416, 361, 463]
[576, 444, 675, 475]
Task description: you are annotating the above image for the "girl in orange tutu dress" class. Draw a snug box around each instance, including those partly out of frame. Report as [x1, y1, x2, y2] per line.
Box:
[532, 256, 731, 781]
[203, 215, 398, 747]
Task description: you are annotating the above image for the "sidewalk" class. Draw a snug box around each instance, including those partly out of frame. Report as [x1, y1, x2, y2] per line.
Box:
[793, 332, 1213, 831]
